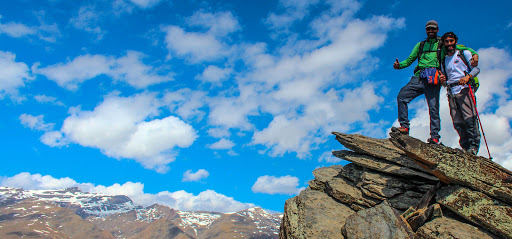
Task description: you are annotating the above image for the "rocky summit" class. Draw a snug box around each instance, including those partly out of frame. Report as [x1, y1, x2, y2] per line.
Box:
[280, 132, 512, 239]
[0, 187, 282, 239]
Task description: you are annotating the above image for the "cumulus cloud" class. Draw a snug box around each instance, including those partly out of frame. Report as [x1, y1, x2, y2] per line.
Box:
[35, 51, 173, 90]
[0, 172, 254, 212]
[252, 175, 305, 195]
[162, 10, 240, 63]
[0, 51, 31, 100]
[207, 138, 235, 150]
[164, 89, 207, 121]
[41, 93, 197, 173]
[196, 65, 232, 85]
[19, 114, 54, 131]
[0, 13, 60, 42]
[187, 11, 240, 36]
[182, 169, 209, 182]
[402, 47, 512, 169]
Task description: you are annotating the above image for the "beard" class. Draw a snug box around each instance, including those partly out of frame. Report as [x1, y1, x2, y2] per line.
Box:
[446, 44, 456, 54]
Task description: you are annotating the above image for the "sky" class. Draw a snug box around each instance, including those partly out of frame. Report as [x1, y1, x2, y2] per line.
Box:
[1, 0, 511, 213]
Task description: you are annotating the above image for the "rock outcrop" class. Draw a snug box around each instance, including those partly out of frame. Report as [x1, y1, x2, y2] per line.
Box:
[280, 132, 511, 239]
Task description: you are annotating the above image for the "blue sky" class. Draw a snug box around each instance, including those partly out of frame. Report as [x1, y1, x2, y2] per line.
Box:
[1, 0, 511, 213]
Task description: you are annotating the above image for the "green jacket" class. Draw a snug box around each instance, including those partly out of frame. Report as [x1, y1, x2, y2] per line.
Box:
[398, 38, 478, 76]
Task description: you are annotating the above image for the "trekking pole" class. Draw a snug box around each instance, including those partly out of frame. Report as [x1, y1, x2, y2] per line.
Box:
[467, 84, 492, 159]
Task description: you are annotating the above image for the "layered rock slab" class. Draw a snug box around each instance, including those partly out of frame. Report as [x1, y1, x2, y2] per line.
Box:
[436, 185, 512, 238]
[389, 131, 512, 204]
[279, 189, 354, 239]
[415, 217, 498, 239]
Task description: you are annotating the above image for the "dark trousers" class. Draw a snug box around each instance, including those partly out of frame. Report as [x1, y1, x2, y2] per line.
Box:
[448, 88, 481, 151]
[397, 76, 441, 139]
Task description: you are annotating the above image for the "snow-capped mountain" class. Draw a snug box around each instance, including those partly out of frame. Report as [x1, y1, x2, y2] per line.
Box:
[0, 186, 282, 238]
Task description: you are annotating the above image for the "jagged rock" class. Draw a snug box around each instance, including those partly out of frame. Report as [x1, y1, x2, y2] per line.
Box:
[390, 132, 512, 204]
[279, 189, 354, 239]
[415, 217, 498, 239]
[341, 163, 434, 211]
[342, 201, 415, 239]
[388, 191, 424, 211]
[281, 132, 512, 239]
[436, 185, 512, 238]
[308, 165, 343, 192]
[325, 176, 380, 210]
[333, 150, 438, 181]
[332, 132, 427, 172]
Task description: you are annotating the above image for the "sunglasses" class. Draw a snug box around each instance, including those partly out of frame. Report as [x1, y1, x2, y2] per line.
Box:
[426, 27, 438, 31]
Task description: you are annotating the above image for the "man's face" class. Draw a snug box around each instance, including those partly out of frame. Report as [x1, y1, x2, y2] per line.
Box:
[443, 37, 457, 53]
[426, 27, 439, 39]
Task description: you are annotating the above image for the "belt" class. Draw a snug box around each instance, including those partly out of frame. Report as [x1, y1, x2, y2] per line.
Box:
[448, 83, 461, 88]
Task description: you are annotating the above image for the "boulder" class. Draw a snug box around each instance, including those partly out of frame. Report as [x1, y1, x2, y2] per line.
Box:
[416, 217, 498, 239]
[279, 189, 355, 239]
[342, 201, 415, 239]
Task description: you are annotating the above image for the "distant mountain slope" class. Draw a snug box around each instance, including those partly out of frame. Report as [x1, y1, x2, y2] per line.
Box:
[0, 187, 282, 238]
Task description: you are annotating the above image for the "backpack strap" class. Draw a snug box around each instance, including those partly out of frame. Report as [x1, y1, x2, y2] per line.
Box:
[417, 40, 426, 64]
[457, 50, 471, 71]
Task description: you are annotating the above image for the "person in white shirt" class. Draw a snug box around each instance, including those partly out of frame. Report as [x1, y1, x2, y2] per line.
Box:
[439, 32, 481, 155]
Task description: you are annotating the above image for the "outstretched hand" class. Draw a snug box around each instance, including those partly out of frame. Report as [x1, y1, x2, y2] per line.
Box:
[393, 58, 400, 69]
[471, 54, 479, 66]
[439, 74, 446, 85]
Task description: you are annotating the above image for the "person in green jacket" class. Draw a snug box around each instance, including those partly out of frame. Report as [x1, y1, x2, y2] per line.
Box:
[391, 20, 478, 144]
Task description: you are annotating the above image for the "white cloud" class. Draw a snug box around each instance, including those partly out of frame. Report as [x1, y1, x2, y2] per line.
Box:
[0, 172, 254, 213]
[35, 54, 111, 90]
[196, 65, 232, 85]
[182, 169, 209, 182]
[34, 95, 65, 106]
[207, 138, 235, 150]
[163, 26, 227, 63]
[0, 13, 60, 42]
[252, 175, 305, 195]
[0, 20, 37, 37]
[40, 131, 67, 147]
[0, 51, 31, 100]
[110, 51, 173, 88]
[0, 172, 83, 190]
[265, 0, 320, 31]
[187, 11, 240, 36]
[164, 89, 207, 121]
[35, 51, 173, 90]
[69, 5, 104, 40]
[128, 0, 163, 8]
[42, 93, 197, 173]
[19, 114, 54, 131]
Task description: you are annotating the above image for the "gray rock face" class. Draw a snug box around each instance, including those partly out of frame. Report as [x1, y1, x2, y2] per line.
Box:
[342, 201, 415, 239]
[280, 189, 354, 239]
[279, 132, 512, 239]
[416, 217, 498, 239]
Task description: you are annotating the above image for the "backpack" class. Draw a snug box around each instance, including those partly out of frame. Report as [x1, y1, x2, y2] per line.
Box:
[456, 50, 480, 92]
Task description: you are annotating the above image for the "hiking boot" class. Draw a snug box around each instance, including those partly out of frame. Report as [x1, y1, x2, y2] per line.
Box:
[391, 126, 409, 135]
[427, 138, 441, 145]
[467, 148, 478, 156]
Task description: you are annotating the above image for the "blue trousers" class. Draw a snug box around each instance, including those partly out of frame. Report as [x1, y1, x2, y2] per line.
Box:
[397, 76, 441, 140]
